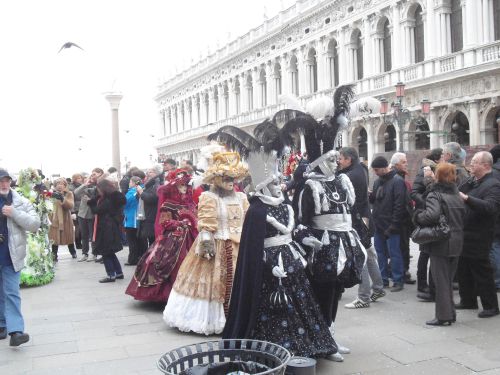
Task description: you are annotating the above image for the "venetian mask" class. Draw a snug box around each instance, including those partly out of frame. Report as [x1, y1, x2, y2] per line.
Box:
[318, 152, 339, 177]
[266, 179, 282, 198]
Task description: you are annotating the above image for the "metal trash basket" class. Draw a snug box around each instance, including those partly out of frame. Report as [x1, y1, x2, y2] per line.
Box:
[158, 339, 291, 375]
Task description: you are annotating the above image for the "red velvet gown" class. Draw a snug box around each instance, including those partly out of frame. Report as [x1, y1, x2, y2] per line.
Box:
[126, 191, 197, 303]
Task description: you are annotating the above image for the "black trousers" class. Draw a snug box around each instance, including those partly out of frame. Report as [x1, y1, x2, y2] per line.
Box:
[125, 228, 143, 264]
[73, 218, 82, 249]
[457, 255, 499, 310]
[310, 279, 343, 326]
[52, 244, 76, 258]
[400, 223, 411, 272]
[430, 255, 458, 321]
[78, 217, 96, 255]
[417, 251, 436, 294]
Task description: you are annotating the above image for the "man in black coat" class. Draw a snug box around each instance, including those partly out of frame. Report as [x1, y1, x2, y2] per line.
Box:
[339, 147, 385, 308]
[489, 145, 500, 291]
[370, 156, 407, 292]
[457, 151, 500, 318]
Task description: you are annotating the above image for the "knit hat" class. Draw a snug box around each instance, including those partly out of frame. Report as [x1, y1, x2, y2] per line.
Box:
[371, 156, 388, 169]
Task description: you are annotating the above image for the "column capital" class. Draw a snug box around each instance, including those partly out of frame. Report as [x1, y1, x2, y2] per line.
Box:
[104, 92, 123, 110]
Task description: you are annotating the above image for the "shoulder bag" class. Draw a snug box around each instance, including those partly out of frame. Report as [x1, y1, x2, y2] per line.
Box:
[411, 192, 450, 245]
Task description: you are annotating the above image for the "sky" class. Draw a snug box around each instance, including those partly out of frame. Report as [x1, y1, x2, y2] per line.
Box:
[0, 0, 294, 178]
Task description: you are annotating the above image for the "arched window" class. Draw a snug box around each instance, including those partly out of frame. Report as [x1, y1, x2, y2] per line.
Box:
[307, 48, 318, 93]
[234, 78, 241, 115]
[246, 73, 253, 110]
[494, 0, 500, 41]
[450, 0, 463, 52]
[327, 39, 339, 88]
[414, 118, 430, 150]
[274, 63, 282, 102]
[352, 29, 363, 80]
[450, 112, 470, 146]
[414, 5, 425, 63]
[290, 54, 299, 96]
[259, 68, 267, 107]
[384, 124, 397, 152]
[383, 19, 392, 72]
[357, 128, 368, 161]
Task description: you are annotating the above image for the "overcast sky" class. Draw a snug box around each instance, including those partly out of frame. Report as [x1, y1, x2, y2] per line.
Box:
[0, 0, 294, 177]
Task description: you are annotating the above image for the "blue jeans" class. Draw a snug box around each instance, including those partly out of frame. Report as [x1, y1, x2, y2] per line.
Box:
[0, 264, 24, 334]
[102, 254, 123, 278]
[490, 239, 500, 288]
[374, 232, 404, 285]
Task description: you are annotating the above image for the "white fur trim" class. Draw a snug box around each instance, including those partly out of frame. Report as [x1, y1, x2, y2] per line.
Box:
[265, 204, 295, 234]
[339, 174, 355, 207]
[305, 180, 324, 215]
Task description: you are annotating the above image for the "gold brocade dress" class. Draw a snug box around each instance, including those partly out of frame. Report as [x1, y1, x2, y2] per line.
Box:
[163, 191, 249, 335]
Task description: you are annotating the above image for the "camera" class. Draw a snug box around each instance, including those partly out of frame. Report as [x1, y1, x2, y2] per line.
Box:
[52, 191, 64, 201]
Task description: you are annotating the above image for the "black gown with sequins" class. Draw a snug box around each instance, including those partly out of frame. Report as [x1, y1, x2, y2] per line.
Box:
[224, 197, 337, 358]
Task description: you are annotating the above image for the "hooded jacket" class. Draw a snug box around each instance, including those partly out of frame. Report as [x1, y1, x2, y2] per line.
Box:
[6, 190, 41, 272]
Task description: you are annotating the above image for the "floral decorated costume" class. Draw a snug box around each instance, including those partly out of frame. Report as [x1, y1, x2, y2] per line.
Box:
[164, 152, 248, 335]
[126, 170, 198, 302]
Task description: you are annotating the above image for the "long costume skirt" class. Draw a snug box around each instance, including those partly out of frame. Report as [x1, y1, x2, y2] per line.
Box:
[163, 238, 238, 335]
[125, 227, 195, 303]
[252, 244, 337, 357]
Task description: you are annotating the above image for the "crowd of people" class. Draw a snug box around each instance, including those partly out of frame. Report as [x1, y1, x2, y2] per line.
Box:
[1, 89, 500, 359]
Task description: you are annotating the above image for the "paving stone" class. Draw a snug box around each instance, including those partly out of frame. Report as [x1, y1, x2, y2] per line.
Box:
[448, 349, 500, 372]
[362, 358, 471, 375]
[32, 347, 129, 370]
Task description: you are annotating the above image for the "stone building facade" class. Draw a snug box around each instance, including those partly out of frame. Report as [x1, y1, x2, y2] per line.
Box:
[155, 0, 500, 164]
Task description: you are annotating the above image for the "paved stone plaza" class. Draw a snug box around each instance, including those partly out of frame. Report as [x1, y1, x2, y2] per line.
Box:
[1, 245, 500, 375]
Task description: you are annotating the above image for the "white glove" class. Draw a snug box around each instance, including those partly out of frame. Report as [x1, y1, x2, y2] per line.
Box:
[303, 236, 323, 250]
[272, 266, 287, 278]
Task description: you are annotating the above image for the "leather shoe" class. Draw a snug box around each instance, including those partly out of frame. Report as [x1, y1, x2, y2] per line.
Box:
[478, 308, 500, 318]
[115, 274, 124, 280]
[417, 292, 435, 302]
[455, 302, 478, 310]
[124, 262, 136, 266]
[426, 318, 453, 326]
[390, 283, 404, 292]
[0, 327, 6, 340]
[9, 332, 30, 346]
[98, 277, 116, 283]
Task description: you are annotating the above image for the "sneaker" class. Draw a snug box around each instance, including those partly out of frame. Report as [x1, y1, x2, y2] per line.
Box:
[95, 256, 103, 263]
[327, 352, 344, 362]
[337, 345, 350, 354]
[115, 273, 124, 280]
[71, 253, 77, 259]
[99, 277, 116, 283]
[370, 289, 386, 302]
[390, 283, 404, 292]
[87, 255, 97, 262]
[345, 298, 370, 309]
[78, 254, 88, 262]
[9, 332, 29, 347]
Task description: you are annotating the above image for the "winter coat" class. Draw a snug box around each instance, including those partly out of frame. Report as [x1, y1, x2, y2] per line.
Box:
[88, 191, 126, 256]
[68, 182, 82, 213]
[447, 156, 470, 188]
[74, 184, 97, 219]
[124, 187, 139, 229]
[119, 175, 131, 194]
[6, 190, 41, 272]
[491, 161, 500, 238]
[370, 169, 407, 235]
[411, 158, 438, 209]
[459, 172, 500, 258]
[138, 176, 160, 239]
[339, 161, 370, 219]
[414, 182, 465, 257]
[48, 190, 75, 245]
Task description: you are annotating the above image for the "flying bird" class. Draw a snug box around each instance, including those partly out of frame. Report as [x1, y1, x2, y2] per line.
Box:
[58, 42, 84, 53]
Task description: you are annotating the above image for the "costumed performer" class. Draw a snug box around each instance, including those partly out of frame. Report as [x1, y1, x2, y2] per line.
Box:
[284, 87, 367, 361]
[126, 169, 197, 302]
[212, 123, 337, 358]
[163, 151, 249, 335]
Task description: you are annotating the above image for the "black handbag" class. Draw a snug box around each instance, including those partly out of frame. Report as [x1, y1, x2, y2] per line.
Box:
[411, 193, 450, 245]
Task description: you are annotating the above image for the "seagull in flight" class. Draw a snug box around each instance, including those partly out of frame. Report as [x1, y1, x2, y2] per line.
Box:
[58, 42, 84, 53]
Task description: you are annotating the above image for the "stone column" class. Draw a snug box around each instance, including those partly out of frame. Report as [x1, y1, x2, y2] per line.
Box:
[178, 103, 185, 133]
[429, 108, 440, 149]
[316, 38, 327, 91]
[373, 33, 382, 74]
[297, 48, 306, 96]
[266, 62, 275, 105]
[200, 92, 208, 126]
[366, 121, 375, 165]
[240, 73, 249, 112]
[338, 28, 348, 84]
[208, 89, 216, 123]
[228, 79, 236, 116]
[362, 18, 372, 78]
[281, 54, 291, 95]
[105, 92, 123, 175]
[252, 69, 260, 109]
[469, 100, 480, 146]
[392, 4, 402, 68]
[464, 0, 478, 47]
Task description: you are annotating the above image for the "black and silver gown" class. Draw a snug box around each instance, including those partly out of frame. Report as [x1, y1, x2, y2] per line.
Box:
[224, 195, 337, 358]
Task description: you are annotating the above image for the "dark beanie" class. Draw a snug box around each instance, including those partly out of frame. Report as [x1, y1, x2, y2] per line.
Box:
[490, 145, 500, 164]
[371, 156, 388, 168]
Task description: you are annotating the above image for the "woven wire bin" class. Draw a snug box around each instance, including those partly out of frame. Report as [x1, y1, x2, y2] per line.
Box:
[158, 339, 291, 375]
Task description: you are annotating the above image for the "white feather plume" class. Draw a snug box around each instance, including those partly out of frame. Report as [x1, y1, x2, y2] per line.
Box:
[306, 96, 334, 121]
[278, 93, 304, 111]
[350, 97, 382, 118]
